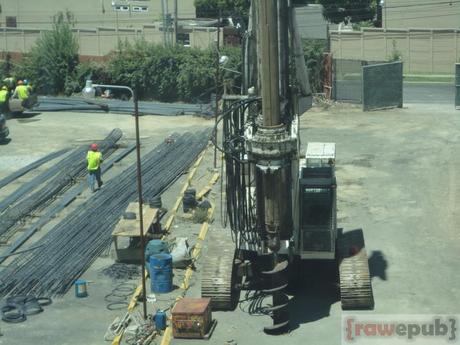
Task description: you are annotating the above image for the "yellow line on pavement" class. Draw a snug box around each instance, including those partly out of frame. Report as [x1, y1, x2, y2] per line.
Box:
[160, 327, 172, 345]
[110, 148, 209, 345]
[163, 148, 208, 234]
[159, 175, 217, 345]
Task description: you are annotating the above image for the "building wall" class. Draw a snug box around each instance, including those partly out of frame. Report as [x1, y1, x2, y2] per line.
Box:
[330, 28, 460, 74]
[0, 0, 196, 30]
[295, 5, 328, 40]
[383, 0, 460, 29]
[0, 25, 218, 57]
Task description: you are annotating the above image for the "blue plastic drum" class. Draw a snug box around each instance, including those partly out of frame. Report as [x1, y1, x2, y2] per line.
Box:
[149, 254, 173, 293]
[75, 279, 88, 298]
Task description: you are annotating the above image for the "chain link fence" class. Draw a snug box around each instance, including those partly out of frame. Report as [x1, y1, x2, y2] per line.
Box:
[332, 59, 384, 103]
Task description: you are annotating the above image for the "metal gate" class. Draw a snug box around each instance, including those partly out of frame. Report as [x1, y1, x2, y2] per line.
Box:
[362, 61, 403, 111]
[332, 59, 363, 103]
[456, 64, 460, 109]
[332, 59, 386, 104]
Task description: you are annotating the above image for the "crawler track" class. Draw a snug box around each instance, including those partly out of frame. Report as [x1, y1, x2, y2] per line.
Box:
[337, 229, 374, 310]
[201, 235, 238, 310]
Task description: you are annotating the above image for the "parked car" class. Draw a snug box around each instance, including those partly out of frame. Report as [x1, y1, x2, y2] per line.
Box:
[0, 114, 9, 142]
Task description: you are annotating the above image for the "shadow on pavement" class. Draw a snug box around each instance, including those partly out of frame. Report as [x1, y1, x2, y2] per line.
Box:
[288, 232, 388, 331]
[368, 250, 388, 281]
[288, 260, 339, 331]
[10, 111, 42, 119]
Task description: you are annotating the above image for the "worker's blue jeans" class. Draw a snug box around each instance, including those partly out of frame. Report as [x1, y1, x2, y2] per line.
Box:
[87, 168, 102, 192]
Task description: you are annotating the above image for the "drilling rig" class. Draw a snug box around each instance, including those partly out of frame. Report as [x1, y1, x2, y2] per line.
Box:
[202, 0, 374, 333]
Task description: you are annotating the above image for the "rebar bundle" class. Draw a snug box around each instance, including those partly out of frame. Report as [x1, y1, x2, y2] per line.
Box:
[0, 144, 136, 264]
[34, 97, 213, 117]
[0, 148, 70, 191]
[0, 129, 122, 241]
[0, 129, 211, 298]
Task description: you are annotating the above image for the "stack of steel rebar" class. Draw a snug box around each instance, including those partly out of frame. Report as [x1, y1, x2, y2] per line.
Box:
[0, 129, 211, 298]
[0, 129, 122, 242]
[0, 149, 70, 191]
[34, 97, 213, 117]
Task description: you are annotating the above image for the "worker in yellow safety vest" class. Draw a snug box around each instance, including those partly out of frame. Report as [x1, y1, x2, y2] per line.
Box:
[86, 143, 103, 192]
[0, 86, 9, 113]
[13, 80, 30, 107]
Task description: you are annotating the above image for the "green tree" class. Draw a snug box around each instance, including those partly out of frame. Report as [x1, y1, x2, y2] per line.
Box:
[195, 0, 315, 18]
[302, 39, 326, 93]
[194, 0, 250, 18]
[17, 11, 79, 95]
[317, 0, 376, 24]
[106, 40, 240, 102]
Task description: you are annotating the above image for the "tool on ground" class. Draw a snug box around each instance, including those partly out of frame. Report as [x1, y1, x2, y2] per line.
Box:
[201, 0, 374, 334]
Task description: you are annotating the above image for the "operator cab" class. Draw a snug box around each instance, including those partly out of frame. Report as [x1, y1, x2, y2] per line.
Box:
[298, 143, 336, 259]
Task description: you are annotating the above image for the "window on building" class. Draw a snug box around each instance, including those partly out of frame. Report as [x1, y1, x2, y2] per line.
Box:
[177, 33, 190, 46]
[6, 16, 17, 28]
[132, 6, 148, 12]
[114, 5, 129, 12]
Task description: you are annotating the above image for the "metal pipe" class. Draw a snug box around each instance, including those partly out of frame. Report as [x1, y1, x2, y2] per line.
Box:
[213, 11, 221, 169]
[258, 0, 281, 127]
[174, 0, 178, 45]
[133, 90, 148, 320]
[278, 0, 289, 112]
[92, 83, 148, 319]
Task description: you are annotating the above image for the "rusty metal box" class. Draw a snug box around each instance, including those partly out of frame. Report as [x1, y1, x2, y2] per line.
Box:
[172, 298, 212, 339]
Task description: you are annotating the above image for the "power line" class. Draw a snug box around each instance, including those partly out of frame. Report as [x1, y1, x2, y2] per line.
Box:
[386, 0, 460, 9]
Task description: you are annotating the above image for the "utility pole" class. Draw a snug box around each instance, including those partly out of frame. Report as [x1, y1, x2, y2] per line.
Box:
[173, 0, 178, 45]
[161, 0, 167, 46]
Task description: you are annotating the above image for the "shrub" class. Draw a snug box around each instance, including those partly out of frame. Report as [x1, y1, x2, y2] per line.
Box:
[302, 39, 327, 93]
[106, 41, 242, 103]
[18, 12, 79, 95]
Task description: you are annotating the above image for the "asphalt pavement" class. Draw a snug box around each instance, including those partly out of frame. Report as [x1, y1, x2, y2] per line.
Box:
[403, 82, 455, 104]
[335, 80, 456, 105]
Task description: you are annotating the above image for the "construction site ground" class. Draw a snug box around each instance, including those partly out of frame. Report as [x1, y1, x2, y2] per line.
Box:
[0, 101, 459, 345]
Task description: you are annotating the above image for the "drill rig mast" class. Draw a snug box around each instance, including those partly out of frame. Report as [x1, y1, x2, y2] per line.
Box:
[202, 0, 374, 333]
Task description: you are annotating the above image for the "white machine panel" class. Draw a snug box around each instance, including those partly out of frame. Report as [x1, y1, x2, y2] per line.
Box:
[305, 142, 336, 168]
